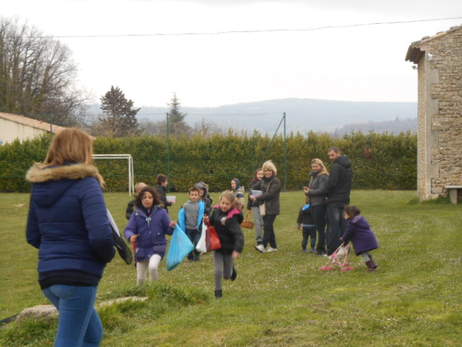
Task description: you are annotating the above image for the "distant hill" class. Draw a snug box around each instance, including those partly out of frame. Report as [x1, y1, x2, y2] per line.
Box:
[86, 98, 417, 133]
[334, 118, 417, 136]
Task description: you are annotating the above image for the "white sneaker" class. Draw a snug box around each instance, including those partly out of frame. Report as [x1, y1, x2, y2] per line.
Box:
[255, 244, 265, 253]
[266, 247, 278, 253]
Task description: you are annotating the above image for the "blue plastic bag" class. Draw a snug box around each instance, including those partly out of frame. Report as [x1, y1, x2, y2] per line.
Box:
[166, 225, 194, 271]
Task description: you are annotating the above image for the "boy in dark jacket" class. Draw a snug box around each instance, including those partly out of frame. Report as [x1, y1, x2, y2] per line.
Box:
[297, 204, 317, 253]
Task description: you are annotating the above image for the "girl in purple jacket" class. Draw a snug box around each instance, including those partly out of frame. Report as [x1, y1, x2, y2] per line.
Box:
[342, 205, 379, 271]
[125, 186, 176, 284]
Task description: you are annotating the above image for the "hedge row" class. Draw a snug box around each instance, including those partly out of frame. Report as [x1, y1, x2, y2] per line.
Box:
[0, 132, 417, 192]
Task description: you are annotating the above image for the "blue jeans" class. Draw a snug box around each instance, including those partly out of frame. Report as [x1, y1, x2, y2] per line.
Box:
[43, 285, 103, 347]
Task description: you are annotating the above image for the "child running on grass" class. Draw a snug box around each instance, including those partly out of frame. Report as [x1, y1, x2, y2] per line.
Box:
[230, 178, 245, 210]
[178, 186, 206, 261]
[195, 181, 213, 215]
[125, 186, 176, 284]
[125, 182, 147, 220]
[207, 191, 244, 298]
[341, 205, 379, 271]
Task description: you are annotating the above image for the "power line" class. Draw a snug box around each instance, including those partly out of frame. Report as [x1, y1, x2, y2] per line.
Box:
[36, 16, 462, 39]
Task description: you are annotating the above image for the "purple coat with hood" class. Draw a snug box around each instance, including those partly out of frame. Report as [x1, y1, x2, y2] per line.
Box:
[125, 206, 173, 261]
[342, 215, 378, 255]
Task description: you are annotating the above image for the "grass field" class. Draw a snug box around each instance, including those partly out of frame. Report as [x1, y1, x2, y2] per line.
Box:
[1, 190, 462, 346]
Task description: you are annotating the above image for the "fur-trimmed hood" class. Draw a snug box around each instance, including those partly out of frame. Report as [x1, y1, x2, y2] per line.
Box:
[26, 163, 103, 185]
[26, 163, 104, 207]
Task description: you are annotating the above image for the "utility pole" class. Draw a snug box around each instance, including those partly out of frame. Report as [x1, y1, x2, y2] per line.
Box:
[166, 112, 170, 178]
[283, 112, 288, 191]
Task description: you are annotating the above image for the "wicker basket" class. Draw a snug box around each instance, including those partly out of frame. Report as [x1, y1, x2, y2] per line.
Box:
[241, 212, 254, 229]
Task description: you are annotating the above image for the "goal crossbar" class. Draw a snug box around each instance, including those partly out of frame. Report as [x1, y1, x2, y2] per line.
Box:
[93, 154, 134, 195]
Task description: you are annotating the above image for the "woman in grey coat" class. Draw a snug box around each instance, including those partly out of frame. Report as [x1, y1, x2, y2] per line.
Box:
[251, 160, 281, 253]
[304, 158, 329, 255]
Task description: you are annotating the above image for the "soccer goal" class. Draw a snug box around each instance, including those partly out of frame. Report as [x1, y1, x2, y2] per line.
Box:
[93, 154, 134, 195]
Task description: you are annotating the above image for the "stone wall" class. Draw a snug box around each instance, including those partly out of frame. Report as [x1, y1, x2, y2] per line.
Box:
[417, 28, 462, 199]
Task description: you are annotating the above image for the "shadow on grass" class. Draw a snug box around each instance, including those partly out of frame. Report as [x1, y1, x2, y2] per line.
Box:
[0, 283, 209, 347]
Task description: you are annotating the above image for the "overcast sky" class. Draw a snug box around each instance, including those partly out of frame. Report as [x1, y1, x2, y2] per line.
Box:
[1, 0, 462, 107]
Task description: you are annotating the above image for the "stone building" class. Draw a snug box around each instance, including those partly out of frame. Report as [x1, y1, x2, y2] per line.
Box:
[406, 25, 462, 200]
[0, 112, 65, 145]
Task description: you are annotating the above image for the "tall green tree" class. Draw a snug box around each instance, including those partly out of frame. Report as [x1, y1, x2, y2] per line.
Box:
[96, 86, 140, 137]
[166, 93, 191, 136]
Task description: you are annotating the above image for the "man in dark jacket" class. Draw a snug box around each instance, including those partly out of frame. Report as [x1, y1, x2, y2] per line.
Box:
[325, 147, 353, 255]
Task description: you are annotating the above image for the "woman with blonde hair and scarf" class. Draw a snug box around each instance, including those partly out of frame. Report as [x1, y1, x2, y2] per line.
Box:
[250, 160, 281, 253]
[304, 158, 329, 255]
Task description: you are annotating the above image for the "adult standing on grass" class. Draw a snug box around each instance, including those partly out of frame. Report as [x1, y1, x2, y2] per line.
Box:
[26, 128, 115, 347]
[250, 160, 281, 253]
[304, 158, 329, 255]
[325, 147, 353, 255]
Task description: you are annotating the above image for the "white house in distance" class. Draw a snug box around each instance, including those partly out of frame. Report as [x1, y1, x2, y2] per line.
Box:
[0, 112, 65, 145]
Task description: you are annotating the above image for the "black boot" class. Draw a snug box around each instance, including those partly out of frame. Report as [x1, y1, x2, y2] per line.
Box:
[365, 260, 378, 271]
[231, 267, 237, 281]
[215, 290, 223, 298]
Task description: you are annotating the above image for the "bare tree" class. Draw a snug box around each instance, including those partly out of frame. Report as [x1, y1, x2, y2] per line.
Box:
[139, 119, 166, 136]
[0, 18, 85, 126]
[192, 118, 224, 137]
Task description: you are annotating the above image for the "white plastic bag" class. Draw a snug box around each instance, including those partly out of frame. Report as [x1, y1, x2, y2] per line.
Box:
[196, 223, 208, 254]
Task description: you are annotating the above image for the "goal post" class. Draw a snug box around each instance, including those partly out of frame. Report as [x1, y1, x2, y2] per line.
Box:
[93, 154, 134, 196]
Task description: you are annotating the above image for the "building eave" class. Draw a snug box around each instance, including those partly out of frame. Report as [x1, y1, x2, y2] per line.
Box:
[405, 24, 462, 64]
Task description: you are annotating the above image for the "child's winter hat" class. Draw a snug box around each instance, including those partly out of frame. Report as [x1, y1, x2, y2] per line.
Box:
[194, 181, 209, 194]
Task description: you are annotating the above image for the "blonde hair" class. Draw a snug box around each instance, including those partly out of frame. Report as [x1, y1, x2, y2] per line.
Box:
[220, 190, 236, 203]
[311, 158, 329, 176]
[220, 190, 242, 209]
[45, 128, 94, 166]
[134, 182, 147, 194]
[44, 128, 104, 185]
[262, 160, 277, 175]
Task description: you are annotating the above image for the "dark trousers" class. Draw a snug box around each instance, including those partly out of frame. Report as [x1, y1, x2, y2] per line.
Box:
[263, 214, 277, 249]
[326, 204, 345, 255]
[302, 226, 317, 251]
[312, 204, 327, 253]
[186, 228, 201, 261]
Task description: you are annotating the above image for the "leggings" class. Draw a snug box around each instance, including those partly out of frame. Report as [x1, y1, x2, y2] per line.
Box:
[302, 226, 317, 250]
[136, 254, 162, 284]
[214, 251, 233, 291]
[361, 252, 372, 262]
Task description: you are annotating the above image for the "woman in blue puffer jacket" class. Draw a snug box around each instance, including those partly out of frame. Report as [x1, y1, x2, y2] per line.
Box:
[26, 128, 115, 347]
